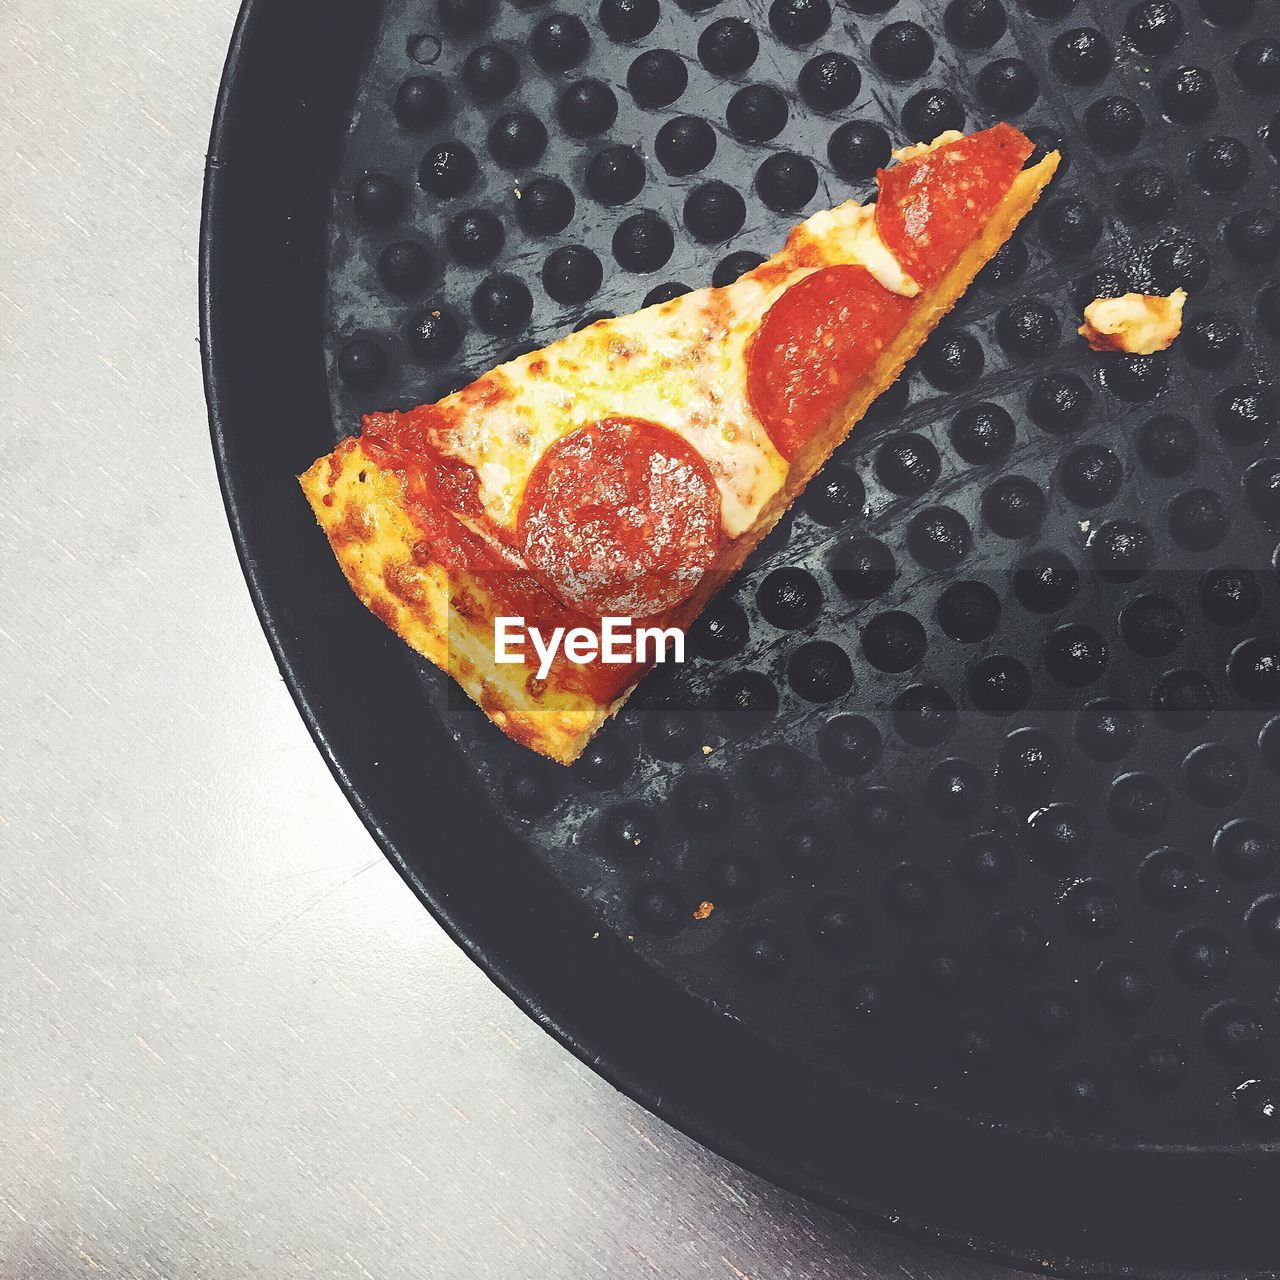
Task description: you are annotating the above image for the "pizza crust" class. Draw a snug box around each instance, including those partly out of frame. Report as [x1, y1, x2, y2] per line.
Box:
[301, 149, 1059, 765]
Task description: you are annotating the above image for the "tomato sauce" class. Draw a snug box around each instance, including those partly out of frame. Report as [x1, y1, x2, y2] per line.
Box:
[361, 408, 490, 564]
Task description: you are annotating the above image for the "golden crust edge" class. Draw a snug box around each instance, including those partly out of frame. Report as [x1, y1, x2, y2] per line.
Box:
[301, 151, 1059, 767]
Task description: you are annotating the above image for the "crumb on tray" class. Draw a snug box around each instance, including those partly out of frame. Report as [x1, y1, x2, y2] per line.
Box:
[1078, 289, 1186, 355]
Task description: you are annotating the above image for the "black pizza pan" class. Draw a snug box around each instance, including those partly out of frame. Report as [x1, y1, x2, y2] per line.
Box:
[202, 0, 1280, 1273]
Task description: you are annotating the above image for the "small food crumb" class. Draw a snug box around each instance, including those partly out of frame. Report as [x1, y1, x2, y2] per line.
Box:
[701, 744, 713, 755]
[1078, 289, 1186, 355]
[693, 900, 714, 921]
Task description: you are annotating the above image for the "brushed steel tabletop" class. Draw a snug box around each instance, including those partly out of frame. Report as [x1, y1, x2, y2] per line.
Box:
[0, 1, 1029, 1275]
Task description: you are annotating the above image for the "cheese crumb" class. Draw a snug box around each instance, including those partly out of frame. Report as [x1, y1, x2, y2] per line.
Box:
[1078, 289, 1186, 355]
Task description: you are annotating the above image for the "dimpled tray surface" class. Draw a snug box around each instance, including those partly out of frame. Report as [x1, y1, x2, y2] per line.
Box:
[205, 0, 1280, 1271]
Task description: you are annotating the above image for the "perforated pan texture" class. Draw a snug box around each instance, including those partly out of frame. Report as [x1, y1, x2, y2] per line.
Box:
[273, 0, 1280, 1267]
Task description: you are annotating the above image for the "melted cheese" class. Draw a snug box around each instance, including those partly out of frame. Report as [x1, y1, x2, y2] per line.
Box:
[435, 199, 917, 540]
[1079, 289, 1187, 354]
[891, 129, 965, 164]
[794, 201, 920, 297]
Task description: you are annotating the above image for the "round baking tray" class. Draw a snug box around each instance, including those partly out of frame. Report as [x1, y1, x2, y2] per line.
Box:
[202, 0, 1280, 1272]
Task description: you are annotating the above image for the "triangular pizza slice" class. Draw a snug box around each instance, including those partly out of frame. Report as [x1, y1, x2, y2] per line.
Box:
[302, 124, 1059, 763]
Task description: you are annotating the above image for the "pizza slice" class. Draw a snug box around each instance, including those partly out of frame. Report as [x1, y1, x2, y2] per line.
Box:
[302, 124, 1059, 764]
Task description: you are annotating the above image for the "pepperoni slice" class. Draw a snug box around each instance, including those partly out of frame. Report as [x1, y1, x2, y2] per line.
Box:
[874, 123, 1033, 288]
[746, 265, 915, 461]
[518, 417, 722, 619]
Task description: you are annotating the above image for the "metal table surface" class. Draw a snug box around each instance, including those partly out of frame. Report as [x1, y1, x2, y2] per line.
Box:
[0, 2, 1032, 1276]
